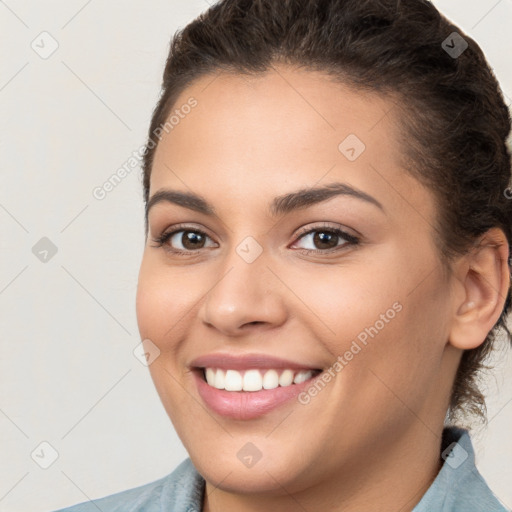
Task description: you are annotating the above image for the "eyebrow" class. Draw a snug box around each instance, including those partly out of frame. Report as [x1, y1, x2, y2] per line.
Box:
[145, 182, 384, 220]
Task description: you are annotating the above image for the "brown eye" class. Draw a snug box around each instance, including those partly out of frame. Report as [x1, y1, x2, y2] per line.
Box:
[311, 231, 340, 250]
[292, 227, 359, 254]
[179, 231, 207, 250]
[152, 227, 217, 253]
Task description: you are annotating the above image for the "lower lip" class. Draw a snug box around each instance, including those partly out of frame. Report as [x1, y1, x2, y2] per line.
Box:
[194, 370, 321, 420]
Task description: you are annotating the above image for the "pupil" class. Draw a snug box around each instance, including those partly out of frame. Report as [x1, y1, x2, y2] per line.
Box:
[314, 231, 337, 249]
[183, 232, 204, 250]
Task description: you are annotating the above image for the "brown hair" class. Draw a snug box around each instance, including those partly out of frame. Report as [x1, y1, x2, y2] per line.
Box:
[141, 0, 512, 424]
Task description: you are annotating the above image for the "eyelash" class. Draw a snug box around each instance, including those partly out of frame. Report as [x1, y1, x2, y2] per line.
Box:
[150, 223, 360, 256]
[293, 224, 360, 254]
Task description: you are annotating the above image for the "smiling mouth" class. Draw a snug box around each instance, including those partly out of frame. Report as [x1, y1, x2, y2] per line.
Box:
[199, 367, 323, 392]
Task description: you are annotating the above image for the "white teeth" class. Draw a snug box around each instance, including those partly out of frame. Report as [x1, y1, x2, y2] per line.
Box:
[293, 370, 313, 384]
[262, 369, 279, 389]
[205, 368, 216, 386]
[203, 368, 316, 391]
[243, 369, 262, 391]
[278, 369, 294, 387]
[224, 369, 243, 391]
[214, 368, 225, 389]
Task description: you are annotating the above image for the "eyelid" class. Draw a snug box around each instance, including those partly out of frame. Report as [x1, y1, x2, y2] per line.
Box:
[150, 223, 218, 252]
[293, 222, 360, 240]
[289, 223, 360, 251]
[151, 222, 360, 255]
[153, 223, 215, 240]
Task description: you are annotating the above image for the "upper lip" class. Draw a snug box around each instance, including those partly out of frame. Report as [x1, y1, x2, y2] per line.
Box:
[189, 353, 322, 371]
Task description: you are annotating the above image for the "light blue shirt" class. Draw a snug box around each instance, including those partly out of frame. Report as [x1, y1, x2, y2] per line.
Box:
[52, 427, 508, 511]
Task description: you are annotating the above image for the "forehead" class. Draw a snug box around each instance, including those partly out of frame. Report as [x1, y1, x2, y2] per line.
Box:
[149, 65, 436, 226]
[155, 66, 400, 164]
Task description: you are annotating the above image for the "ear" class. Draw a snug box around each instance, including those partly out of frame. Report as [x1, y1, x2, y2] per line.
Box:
[449, 227, 511, 350]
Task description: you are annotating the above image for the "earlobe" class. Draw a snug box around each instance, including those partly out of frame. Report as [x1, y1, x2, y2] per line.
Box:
[449, 228, 510, 351]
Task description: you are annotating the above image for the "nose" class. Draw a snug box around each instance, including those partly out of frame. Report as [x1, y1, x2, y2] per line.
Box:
[198, 246, 287, 337]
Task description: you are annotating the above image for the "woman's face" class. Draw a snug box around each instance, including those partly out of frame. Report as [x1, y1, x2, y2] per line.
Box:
[136, 66, 461, 496]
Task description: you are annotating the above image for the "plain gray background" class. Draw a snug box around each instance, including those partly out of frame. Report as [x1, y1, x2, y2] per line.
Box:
[1, 1, 511, 511]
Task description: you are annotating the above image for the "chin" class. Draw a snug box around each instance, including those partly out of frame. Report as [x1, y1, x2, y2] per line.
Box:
[198, 457, 305, 495]
[187, 439, 319, 496]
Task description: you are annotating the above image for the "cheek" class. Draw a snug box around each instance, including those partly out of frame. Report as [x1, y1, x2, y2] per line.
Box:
[331, 278, 450, 420]
[135, 282, 171, 345]
[285, 258, 402, 346]
[305, 253, 449, 405]
[135, 261, 199, 414]
[135, 257, 197, 346]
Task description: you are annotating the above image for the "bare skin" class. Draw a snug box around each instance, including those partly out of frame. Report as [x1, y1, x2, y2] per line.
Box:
[135, 65, 510, 512]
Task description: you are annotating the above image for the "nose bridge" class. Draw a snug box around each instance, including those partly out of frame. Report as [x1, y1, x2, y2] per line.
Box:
[199, 234, 286, 333]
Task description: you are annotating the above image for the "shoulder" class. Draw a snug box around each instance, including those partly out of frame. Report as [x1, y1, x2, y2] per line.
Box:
[51, 458, 204, 512]
[413, 426, 508, 512]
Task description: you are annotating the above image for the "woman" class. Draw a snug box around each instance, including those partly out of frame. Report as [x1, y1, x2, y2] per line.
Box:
[56, 0, 512, 510]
